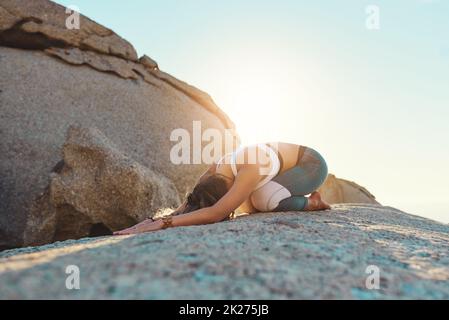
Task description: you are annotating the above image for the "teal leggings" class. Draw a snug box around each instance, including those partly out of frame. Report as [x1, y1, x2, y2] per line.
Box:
[272, 147, 328, 211]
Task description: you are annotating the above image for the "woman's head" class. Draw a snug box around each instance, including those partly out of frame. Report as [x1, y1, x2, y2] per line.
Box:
[181, 174, 229, 214]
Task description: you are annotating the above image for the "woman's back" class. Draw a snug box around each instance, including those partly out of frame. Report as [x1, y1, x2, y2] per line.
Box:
[268, 142, 304, 174]
[215, 142, 306, 214]
[216, 142, 304, 179]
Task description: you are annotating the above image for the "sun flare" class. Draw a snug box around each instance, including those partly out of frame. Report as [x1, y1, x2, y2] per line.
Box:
[210, 50, 313, 145]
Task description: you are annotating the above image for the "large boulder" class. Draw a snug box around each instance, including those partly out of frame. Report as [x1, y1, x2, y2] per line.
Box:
[24, 126, 181, 246]
[1, 204, 448, 299]
[0, 0, 238, 249]
[318, 174, 379, 205]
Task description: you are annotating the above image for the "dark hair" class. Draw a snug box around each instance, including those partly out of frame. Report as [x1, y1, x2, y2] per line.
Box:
[181, 174, 229, 214]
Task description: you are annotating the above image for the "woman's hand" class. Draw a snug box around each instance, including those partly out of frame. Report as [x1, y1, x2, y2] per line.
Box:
[113, 218, 163, 235]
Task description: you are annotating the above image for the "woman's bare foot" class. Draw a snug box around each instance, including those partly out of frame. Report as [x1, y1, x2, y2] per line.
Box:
[305, 191, 331, 211]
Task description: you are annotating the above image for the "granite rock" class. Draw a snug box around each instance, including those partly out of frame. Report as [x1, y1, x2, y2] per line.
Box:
[24, 126, 180, 246]
[319, 174, 379, 205]
[0, 204, 448, 299]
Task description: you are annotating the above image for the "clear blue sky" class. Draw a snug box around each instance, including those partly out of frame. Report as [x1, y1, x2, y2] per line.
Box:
[55, 0, 449, 222]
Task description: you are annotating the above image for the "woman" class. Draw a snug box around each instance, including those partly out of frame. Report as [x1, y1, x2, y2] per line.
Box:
[114, 142, 330, 235]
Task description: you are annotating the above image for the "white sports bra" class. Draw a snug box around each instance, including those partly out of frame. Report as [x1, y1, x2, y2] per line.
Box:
[216, 144, 281, 190]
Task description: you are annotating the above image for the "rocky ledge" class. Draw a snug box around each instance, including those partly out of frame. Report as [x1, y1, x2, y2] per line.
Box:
[0, 204, 448, 299]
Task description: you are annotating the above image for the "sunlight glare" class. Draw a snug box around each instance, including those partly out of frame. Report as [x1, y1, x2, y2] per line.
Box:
[213, 50, 312, 145]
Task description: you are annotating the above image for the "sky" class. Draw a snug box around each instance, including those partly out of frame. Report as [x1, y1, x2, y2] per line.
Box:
[55, 0, 449, 223]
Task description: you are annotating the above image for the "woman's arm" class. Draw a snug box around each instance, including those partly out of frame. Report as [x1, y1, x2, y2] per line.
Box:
[113, 164, 261, 235]
[171, 164, 260, 226]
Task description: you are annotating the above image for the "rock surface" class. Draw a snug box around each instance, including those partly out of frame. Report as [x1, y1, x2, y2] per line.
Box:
[318, 174, 379, 205]
[0, 0, 235, 128]
[0, 204, 448, 299]
[0, 0, 137, 60]
[24, 126, 180, 246]
[0, 0, 238, 249]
